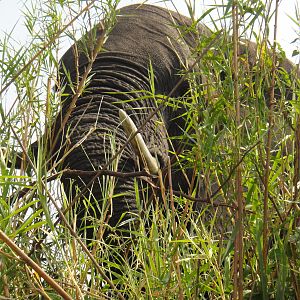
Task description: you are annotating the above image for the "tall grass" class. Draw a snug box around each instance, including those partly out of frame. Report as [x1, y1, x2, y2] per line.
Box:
[0, 0, 299, 299]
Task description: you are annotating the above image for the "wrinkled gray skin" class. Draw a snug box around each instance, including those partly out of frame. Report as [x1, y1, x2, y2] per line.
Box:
[16, 4, 298, 240]
[53, 4, 205, 238]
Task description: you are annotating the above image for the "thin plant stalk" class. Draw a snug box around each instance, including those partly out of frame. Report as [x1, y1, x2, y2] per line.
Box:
[232, 1, 244, 299]
[263, 0, 280, 270]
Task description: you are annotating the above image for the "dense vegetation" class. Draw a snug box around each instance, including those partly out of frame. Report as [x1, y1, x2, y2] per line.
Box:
[0, 0, 299, 299]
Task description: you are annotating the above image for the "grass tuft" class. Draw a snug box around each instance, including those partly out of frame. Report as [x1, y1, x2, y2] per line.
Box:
[0, 0, 300, 298]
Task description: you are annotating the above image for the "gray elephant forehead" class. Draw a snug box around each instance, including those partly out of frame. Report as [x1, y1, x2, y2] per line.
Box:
[59, 4, 204, 89]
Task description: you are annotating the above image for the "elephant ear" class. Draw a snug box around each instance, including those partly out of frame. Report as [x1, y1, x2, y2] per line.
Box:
[119, 109, 159, 175]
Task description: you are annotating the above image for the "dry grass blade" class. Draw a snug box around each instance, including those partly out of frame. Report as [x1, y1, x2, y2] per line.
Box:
[231, 1, 244, 299]
[0, 229, 72, 300]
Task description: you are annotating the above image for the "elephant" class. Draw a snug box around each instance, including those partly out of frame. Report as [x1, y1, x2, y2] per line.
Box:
[9, 4, 299, 244]
[53, 4, 208, 240]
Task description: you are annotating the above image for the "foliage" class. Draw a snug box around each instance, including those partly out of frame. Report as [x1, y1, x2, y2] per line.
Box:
[0, 0, 299, 299]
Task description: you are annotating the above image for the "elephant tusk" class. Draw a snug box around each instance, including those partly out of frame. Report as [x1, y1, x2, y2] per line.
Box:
[119, 109, 159, 175]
